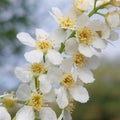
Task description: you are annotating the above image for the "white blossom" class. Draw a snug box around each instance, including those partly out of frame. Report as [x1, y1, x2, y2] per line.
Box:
[0, 107, 11, 120]
[17, 29, 63, 65]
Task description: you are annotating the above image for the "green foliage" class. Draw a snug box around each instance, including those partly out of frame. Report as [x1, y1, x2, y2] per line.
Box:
[0, 0, 35, 54]
[0, 0, 9, 7]
[72, 60, 120, 120]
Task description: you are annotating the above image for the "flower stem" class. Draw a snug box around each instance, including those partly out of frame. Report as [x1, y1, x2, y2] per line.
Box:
[12, 116, 16, 120]
[35, 110, 41, 120]
[59, 42, 65, 53]
[35, 77, 40, 91]
[94, 0, 97, 9]
[96, 12, 105, 17]
[43, 54, 46, 63]
[88, 1, 111, 17]
[67, 31, 76, 39]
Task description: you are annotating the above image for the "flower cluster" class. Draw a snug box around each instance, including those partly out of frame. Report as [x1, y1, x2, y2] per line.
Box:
[0, 0, 120, 120]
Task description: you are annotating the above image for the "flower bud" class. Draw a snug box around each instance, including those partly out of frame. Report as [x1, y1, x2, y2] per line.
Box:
[105, 10, 120, 28]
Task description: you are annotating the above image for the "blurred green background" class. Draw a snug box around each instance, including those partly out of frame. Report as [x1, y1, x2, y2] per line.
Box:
[72, 60, 120, 120]
[0, 0, 120, 120]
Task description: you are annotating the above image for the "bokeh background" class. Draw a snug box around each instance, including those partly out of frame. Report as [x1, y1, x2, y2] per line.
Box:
[0, 0, 120, 119]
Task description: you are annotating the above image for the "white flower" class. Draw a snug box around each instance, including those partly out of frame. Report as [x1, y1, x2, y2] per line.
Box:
[73, 0, 94, 12]
[15, 63, 51, 93]
[0, 92, 16, 107]
[15, 51, 52, 94]
[64, 38, 100, 70]
[106, 10, 120, 28]
[16, 106, 57, 120]
[50, 7, 76, 30]
[17, 29, 63, 65]
[0, 106, 11, 120]
[15, 84, 57, 120]
[56, 84, 89, 109]
[48, 67, 89, 109]
[75, 14, 110, 57]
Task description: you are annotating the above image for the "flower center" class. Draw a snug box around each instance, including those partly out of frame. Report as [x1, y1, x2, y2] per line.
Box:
[59, 16, 75, 29]
[77, 26, 93, 45]
[2, 98, 16, 107]
[61, 74, 74, 88]
[31, 63, 44, 76]
[30, 92, 43, 111]
[36, 41, 52, 53]
[74, 52, 86, 67]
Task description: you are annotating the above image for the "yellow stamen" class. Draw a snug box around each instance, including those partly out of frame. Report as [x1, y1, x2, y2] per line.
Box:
[74, 52, 86, 67]
[36, 41, 52, 53]
[30, 92, 43, 111]
[61, 73, 74, 88]
[31, 63, 44, 76]
[2, 98, 16, 107]
[59, 16, 75, 29]
[66, 99, 75, 113]
[77, 26, 93, 45]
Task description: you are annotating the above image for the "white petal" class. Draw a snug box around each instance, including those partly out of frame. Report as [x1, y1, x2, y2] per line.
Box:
[61, 57, 73, 73]
[65, 38, 78, 55]
[36, 29, 49, 40]
[56, 87, 68, 109]
[15, 67, 33, 83]
[0, 107, 11, 120]
[88, 20, 104, 32]
[101, 24, 110, 39]
[92, 37, 106, 49]
[63, 110, 72, 120]
[87, 55, 100, 70]
[78, 44, 93, 57]
[47, 49, 63, 65]
[16, 106, 34, 120]
[78, 68, 95, 83]
[50, 7, 63, 22]
[17, 32, 36, 47]
[51, 28, 66, 46]
[29, 80, 36, 92]
[109, 30, 119, 41]
[40, 107, 57, 120]
[106, 12, 120, 28]
[47, 66, 62, 84]
[0, 94, 10, 98]
[44, 89, 56, 102]
[38, 74, 51, 94]
[16, 84, 31, 101]
[72, 69, 79, 82]
[24, 50, 43, 64]
[88, 20, 110, 39]
[70, 85, 89, 103]
[77, 14, 89, 29]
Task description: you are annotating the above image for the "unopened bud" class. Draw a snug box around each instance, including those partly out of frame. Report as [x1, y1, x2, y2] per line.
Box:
[105, 10, 120, 28]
